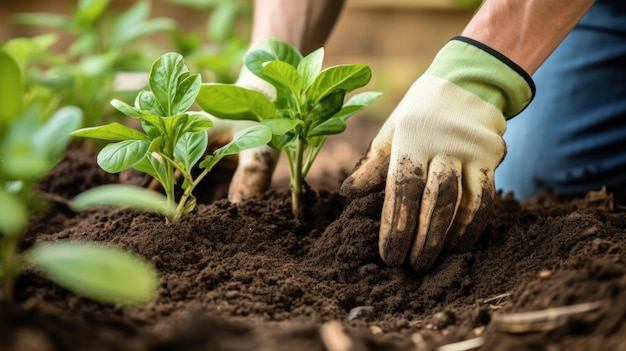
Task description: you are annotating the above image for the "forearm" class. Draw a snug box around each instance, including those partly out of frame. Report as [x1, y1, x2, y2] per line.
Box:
[251, 0, 345, 55]
[462, 0, 595, 74]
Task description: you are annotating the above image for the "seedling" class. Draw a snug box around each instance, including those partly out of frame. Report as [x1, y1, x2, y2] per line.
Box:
[196, 38, 381, 218]
[0, 49, 158, 306]
[72, 52, 271, 223]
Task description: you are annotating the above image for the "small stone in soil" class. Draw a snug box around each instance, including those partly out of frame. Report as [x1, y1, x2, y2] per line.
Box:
[431, 310, 456, 329]
[348, 305, 375, 321]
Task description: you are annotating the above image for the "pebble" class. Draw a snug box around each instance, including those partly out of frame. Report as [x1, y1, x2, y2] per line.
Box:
[348, 305, 374, 321]
[369, 326, 383, 335]
[431, 310, 456, 329]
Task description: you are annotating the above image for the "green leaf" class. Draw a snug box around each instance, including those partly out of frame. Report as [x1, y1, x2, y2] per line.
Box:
[308, 89, 345, 123]
[150, 52, 190, 116]
[144, 118, 167, 141]
[196, 84, 276, 121]
[110, 0, 174, 49]
[184, 113, 213, 133]
[136, 91, 164, 116]
[173, 73, 201, 114]
[0, 107, 49, 180]
[71, 184, 174, 215]
[112, 98, 164, 137]
[298, 47, 324, 91]
[243, 38, 303, 80]
[345, 91, 383, 108]
[2, 34, 58, 71]
[262, 60, 302, 97]
[308, 64, 372, 104]
[97, 140, 151, 173]
[175, 131, 208, 171]
[112, 98, 151, 118]
[269, 133, 297, 150]
[131, 155, 164, 182]
[75, 0, 110, 26]
[0, 187, 27, 237]
[261, 118, 301, 136]
[0, 50, 23, 123]
[200, 125, 271, 170]
[255, 38, 302, 67]
[307, 92, 382, 138]
[1, 105, 80, 181]
[207, 2, 238, 41]
[26, 241, 159, 306]
[308, 118, 347, 138]
[72, 122, 146, 141]
[12, 13, 74, 32]
[36, 106, 83, 164]
[162, 113, 189, 142]
[243, 50, 275, 80]
[213, 124, 272, 158]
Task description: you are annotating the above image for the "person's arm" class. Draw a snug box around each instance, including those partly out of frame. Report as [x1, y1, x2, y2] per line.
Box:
[463, 0, 594, 74]
[250, 0, 345, 55]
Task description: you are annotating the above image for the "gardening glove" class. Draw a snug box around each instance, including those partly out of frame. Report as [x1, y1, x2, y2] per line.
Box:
[207, 65, 280, 203]
[340, 37, 535, 271]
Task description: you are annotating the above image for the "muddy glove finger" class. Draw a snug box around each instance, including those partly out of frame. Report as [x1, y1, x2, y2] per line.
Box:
[443, 166, 497, 253]
[377, 152, 426, 267]
[339, 121, 394, 198]
[408, 156, 462, 271]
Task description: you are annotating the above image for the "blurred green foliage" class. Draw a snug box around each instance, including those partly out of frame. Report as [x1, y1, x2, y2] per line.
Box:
[167, 0, 252, 83]
[0, 49, 159, 306]
[5, 0, 254, 129]
[10, 0, 176, 127]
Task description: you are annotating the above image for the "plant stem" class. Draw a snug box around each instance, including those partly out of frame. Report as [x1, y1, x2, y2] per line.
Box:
[173, 157, 219, 218]
[291, 137, 305, 220]
[1, 236, 18, 301]
[160, 146, 179, 224]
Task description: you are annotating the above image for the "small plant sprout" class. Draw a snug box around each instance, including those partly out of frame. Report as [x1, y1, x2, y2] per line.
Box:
[72, 52, 272, 223]
[0, 49, 158, 306]
[196, 38, 382, 219]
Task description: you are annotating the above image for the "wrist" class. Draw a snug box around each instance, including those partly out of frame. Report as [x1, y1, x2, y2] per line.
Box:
[425, 37, 535, 119]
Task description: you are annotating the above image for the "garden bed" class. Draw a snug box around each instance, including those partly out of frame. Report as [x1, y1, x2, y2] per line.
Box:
[3, 118, 626, 351]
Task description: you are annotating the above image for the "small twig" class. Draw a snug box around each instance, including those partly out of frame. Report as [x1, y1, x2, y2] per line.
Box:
[481, 292, 512, 310]
[482, 292, 512, 305]
[492, 300, 604, 333]
[36, 190, 71, 206]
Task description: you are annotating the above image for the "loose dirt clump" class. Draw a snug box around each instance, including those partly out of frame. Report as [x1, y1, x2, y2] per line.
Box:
[3, 124, 626, 350]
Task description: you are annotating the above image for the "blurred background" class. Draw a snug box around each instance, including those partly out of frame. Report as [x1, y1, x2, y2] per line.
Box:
[0, 0, 478, 119]
[0, 0, 479, 189]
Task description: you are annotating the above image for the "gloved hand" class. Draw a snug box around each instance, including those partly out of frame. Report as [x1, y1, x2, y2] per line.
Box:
[207, 66, 280, 203]
[340, 37, 535, 271]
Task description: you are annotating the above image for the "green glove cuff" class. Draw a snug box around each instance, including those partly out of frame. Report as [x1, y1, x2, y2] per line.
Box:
[425, 36, 535, 119]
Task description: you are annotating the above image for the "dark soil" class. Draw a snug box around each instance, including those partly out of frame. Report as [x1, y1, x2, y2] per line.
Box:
[3, 117, 626, 351]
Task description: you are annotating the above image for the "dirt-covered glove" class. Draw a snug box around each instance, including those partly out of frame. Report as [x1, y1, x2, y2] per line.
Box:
[340, 36, 535, 271]
[208, 66, 280, 203]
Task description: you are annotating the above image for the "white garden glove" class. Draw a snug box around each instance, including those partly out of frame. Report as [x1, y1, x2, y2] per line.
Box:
[208, 65, 281, 203]
[340, 37, 535, 271]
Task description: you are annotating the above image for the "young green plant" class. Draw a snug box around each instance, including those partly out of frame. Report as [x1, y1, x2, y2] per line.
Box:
[0, 49, 158, 306]
[196, 39, 381, 219]
[72, 52, 272, 223]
